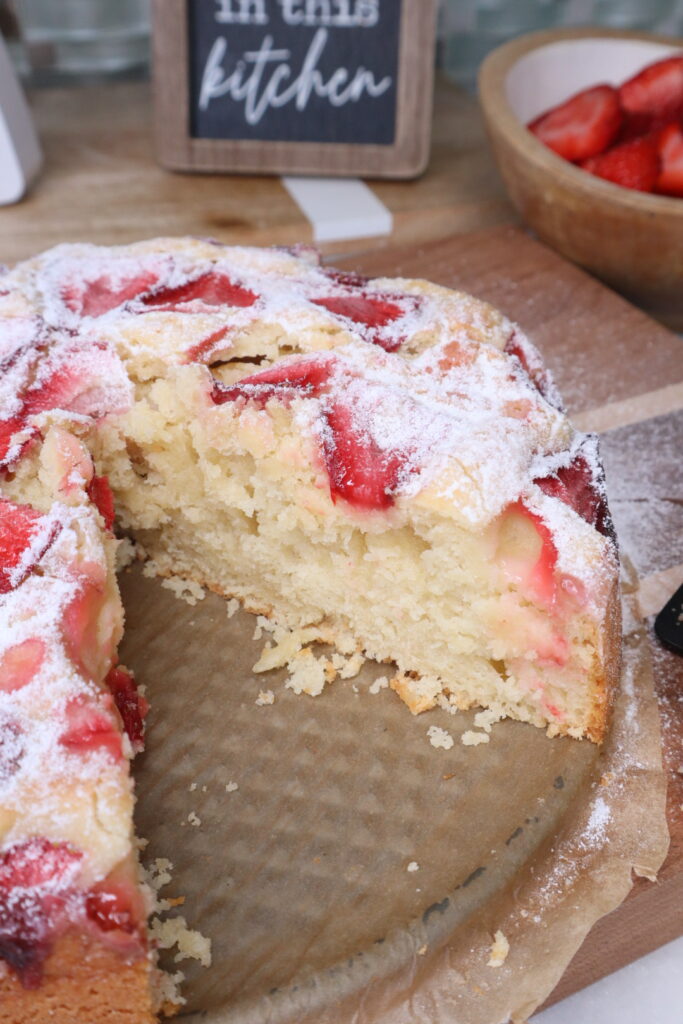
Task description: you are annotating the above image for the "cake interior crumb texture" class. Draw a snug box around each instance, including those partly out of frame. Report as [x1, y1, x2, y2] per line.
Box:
[0, 237, 621, 1020]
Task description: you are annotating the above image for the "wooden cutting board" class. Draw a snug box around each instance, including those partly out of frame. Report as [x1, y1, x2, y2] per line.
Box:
[341, 226, 683, 1007]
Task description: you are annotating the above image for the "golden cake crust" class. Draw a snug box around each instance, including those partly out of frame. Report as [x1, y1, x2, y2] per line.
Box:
[0, 931, 155, 1024]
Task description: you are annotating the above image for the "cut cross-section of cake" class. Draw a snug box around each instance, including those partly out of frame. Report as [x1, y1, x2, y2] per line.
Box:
[0, 237, 620, 1017]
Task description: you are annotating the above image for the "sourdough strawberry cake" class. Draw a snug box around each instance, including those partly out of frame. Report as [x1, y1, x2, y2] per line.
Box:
[0, 238, 620, 1020]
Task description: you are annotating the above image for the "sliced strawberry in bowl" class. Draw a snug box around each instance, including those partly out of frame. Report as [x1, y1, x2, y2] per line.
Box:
[528, 84, 623, 162]
[580, 133, 660, 192]
[620, 56, 683, 136]
[655, 121, 683, 197]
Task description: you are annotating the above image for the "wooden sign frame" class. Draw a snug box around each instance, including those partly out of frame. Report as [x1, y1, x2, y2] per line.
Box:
[152, 0, 437, 179]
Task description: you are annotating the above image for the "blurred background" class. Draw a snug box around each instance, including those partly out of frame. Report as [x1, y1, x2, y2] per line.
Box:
[1, 0, 682, 89]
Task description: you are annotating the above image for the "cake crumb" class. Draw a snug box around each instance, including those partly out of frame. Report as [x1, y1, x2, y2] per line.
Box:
[226, 598, 239, 618]
[188, 782, 197, 792]
[417, 944, 428, 956]
[115, 536, 139, 570]
[149, 916, 212, 968]
[338, 650, 365, 679]
[255, 689, 275, 706]
[427, 725, 454, 750]
[141, 562, 206, 606]
[462, 730, 490, 746]
[487, 930, 510, 967]
[473, 707, 504, 733]
[201, 785, 207, 793]
[285, 647, 331, 697]
[225, 781, 239, 792]
[407, 861, 420, 873]
[369, 675, 389, 695]
[187, 811, 201, 827]
[155, 969, 186, 1014]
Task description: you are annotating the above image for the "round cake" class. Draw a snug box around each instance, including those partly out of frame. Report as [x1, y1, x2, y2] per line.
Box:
[0, 238, 620, 1021]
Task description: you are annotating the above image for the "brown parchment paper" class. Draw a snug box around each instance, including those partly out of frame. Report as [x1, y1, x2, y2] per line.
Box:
[119, 557, 668, 1024]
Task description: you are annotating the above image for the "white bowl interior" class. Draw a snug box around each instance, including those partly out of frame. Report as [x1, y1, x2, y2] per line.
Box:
[506, 38, 683, 123]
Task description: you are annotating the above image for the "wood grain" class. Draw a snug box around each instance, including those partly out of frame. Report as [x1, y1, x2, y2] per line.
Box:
[343, 228, 683, 1008]
[151, 0, 437, 178]
[0, 78, 515, 267]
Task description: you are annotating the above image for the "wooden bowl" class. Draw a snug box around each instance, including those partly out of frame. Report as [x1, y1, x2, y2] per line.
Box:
[478, 28, 683, 329]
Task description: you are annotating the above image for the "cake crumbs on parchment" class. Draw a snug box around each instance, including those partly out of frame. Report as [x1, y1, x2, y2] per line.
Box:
[407, 861, 420, 873]
[187, 811, 201, 827]
[188, 782, 197, 792]
[149, 916, 212, 968]
[255, 689, 275, 706]
[462, 730, 490, 746]
[143, 856, 212, 1010]
[473, 706, 505, 733]
[115, 535, 140, 570]
[226, 597, 239, 618]
[427, 725, 454, 750]
[369, 675, 389, 694]
[201, 785, 207, 792]
[487, 930, 510, 967]
[225, 781, 239, 792]
[142, 560, 206, 605]
[417, 944, 428, 956]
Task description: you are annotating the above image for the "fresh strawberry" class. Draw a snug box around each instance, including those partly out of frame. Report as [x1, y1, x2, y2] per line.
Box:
[59, 694, 123, 762]
[528, 84, 623, 162]
[620, 56, 683, 136]
[105, 665, 148, 753]
[86, 474, 116, 531]
[62, 270, 159, 318]
[0, 500, 60, 594]
[655, 121, 683, 197]
[580, 133, 660, 192]
[141, 272, 257, 311]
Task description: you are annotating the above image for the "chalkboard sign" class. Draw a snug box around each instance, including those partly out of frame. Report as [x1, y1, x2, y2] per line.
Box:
[152, 0, 437, 178]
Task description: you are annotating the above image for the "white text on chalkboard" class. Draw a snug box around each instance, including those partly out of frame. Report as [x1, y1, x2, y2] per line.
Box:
[214, 0, 380, 28]
[198, 28, 392, 123]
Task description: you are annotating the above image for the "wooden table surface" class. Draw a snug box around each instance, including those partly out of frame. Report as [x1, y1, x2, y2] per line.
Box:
[0, 77, 516, 265]
[2, 76, 681, 1014]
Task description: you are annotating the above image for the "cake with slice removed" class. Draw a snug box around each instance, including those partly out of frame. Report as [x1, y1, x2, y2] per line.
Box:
[0, 237, 620, 1017]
